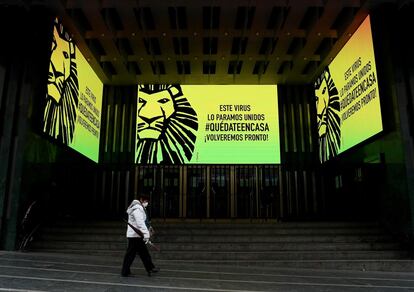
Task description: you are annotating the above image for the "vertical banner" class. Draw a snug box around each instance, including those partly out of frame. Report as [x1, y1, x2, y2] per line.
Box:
[44, 18, 103, 162]
[135, 85, 280, 164]
[315, 15, 382, 162]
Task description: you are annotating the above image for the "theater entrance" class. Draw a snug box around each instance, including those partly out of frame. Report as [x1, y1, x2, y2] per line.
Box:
[135, 165, 280, 220]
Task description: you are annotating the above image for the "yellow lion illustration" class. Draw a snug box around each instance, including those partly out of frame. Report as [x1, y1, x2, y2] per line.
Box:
[315, 67, 341, 162]
[43, 18, 79, 145]
[136, 84, 198, 164]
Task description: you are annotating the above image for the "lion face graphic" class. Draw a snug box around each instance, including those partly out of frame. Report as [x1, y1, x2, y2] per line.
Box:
[315, 67, 341, 162]
[43, 18, 79, 145]
[137, 90, 175, 139]
[136, 85, 198, 164]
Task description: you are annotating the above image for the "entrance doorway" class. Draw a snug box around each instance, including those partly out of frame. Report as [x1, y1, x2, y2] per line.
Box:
[135, 165, 280, 219]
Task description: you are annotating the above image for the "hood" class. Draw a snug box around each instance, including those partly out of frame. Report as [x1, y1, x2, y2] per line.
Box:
[126, 200, 141, 214]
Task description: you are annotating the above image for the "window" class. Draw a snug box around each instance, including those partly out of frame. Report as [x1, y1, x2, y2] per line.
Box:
[203, 37, 218, 55]
[150, 61, 166, 74]
[235, 6, 255, 29]
[203, 7, 220, 29]
[143, 38, 161, 55]
[169, 7, 187, 29]
[203, 60, 216, 74]
[253, 61, 269, 74]
[173, 37, 189, 55]
[228, 61, 243, 74]
[231, 37, 248, 55]
[177, 61, 191, 74]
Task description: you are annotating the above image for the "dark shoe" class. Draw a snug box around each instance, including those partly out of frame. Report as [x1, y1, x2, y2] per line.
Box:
[121, 270, 131, 277]
[147, 267, 159, 277]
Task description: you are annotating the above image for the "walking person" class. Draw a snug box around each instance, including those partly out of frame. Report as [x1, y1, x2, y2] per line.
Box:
[121, 194, 159, 277]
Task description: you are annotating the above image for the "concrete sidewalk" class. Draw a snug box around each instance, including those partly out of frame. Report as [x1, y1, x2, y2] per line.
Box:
[0, 251, 414, 291]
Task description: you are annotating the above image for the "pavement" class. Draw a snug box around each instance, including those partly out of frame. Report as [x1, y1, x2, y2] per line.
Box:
[0, 251, 414, 291]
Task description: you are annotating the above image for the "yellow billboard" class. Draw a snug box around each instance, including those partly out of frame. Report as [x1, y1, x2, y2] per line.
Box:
[135, 85, 280, 164]
[315, 15, 382, 162]
[43, 18, 103, 162]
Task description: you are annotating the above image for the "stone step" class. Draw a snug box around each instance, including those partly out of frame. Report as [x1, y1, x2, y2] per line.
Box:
[151, 228, 385, 236]
[42, 223, 382, 232]
[158, 258, 414, 273]
[28, 220, 408, 272]
[36, 233, 393, 243]
[30, 240, 400, 252]
[40, 226, 385, 236]
[48, 220, 381, 229]
[152, 222, 382, 230]
[28, 248, 408, 261]
[153, 250, 409, 261]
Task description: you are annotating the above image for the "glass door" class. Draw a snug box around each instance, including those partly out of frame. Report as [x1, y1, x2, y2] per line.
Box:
[210, 166, 231, 218]
[162, 166, 180, 218]
[258, 166, 279, 218]
[186, 166, 207, 218]
[235, 166, 256, 218]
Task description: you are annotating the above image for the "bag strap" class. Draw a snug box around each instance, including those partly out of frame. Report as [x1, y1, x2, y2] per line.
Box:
[123, 217, 160, 251]
[122, 218, 144, 238]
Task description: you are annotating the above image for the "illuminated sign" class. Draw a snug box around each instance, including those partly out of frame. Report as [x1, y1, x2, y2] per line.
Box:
[315, 15, 382, 162]
[135, 85, 280, 164]
[44, 18, 103, 162]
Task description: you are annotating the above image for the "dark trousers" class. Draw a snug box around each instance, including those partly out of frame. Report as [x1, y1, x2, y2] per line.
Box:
[121, 238, 155, 274]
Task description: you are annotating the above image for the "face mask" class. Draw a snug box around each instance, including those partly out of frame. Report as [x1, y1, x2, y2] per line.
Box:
[142, 202, 149, 208]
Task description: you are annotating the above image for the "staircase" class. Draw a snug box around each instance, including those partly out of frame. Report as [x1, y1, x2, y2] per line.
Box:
[28, 219, 413, 272]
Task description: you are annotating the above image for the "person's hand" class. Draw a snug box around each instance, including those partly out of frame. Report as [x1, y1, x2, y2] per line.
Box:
[149, 226, 155, 236]
[144, 238, 150, 245]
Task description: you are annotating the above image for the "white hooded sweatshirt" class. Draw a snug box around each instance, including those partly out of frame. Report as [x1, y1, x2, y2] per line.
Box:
[126, 200, 150, 239]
